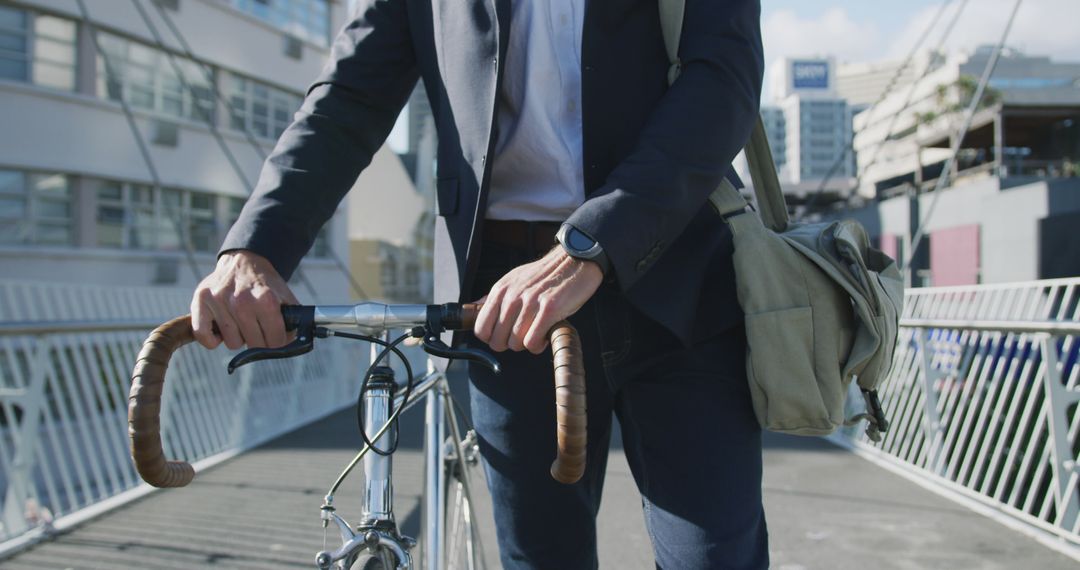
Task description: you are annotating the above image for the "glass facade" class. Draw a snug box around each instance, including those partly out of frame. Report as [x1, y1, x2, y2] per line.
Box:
[0, 6, 332, 262]
[0, 170, 73, 246]
[0, 5, 77, 91]
[797, 100, 853, 179]
[228, 75, 302, 139]
[95, 180, 221, 253]
[1, 7, 308, 140]
[97, 32, 216, 123]
[230, 0, 330, 46]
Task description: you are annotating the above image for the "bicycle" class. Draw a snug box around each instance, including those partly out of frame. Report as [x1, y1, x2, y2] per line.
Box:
[127, 302, 586, 569]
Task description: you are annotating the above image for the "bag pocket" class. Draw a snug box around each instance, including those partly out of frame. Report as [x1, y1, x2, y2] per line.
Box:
[745, 306, 837, 435]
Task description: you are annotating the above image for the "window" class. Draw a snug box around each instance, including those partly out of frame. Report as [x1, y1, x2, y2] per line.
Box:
[380, 253, 397, 289]
[231, 0, 331, 46]
[227, 196, 246, 226]
[95, 181, 219, 252]
[0, 170, 73, 245]
[97, 32, 215, 123]
[189, 191, 217, 252]
[228, 75, 302, 139]
[96, 181, 125, 248]
[0, 6, 76, 91]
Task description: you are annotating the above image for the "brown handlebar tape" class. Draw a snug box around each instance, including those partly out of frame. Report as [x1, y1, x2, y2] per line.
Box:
[549, 321, 587, 484]
[461, 305, 587, 484]
[129, 308, 587, 488]
[128, 315, 197, 488]
[460, 302, 482, 330]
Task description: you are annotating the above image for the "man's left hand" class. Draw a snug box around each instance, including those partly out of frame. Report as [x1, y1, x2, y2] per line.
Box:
[473, 246, 604, 354]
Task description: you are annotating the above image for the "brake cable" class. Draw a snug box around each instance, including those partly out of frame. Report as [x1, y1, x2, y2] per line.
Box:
[318, 326, 423, 499]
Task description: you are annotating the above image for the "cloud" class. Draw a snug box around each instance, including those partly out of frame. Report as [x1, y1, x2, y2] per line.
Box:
[762, 8, 883, 65]
[761, 1, 1080, 102]
[761, 7, 884, 100]
[888, 0, 1080, 62]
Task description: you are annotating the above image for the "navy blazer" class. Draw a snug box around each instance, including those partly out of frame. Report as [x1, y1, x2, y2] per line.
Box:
[221, 0, 763, 346]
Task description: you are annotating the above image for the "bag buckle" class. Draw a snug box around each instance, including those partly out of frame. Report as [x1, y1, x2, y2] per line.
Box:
[844, 389, 890, 443]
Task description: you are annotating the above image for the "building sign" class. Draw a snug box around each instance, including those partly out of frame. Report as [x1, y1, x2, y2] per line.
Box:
[792, 60, 830, 89]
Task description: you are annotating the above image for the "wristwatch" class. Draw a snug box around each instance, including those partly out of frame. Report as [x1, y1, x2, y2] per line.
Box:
[556, 223, 611, 277]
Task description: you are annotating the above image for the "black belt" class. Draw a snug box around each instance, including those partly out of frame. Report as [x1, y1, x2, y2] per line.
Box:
[482, 220, 561, 255]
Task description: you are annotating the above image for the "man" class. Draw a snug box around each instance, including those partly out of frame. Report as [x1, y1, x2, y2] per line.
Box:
[192, 0, 765, 567]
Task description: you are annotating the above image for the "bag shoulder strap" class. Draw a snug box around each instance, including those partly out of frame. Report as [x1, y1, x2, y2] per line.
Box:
[658, 0, 790, 232]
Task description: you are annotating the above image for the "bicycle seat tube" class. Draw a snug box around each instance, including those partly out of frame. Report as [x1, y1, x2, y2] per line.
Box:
[361, 366, 397, 528]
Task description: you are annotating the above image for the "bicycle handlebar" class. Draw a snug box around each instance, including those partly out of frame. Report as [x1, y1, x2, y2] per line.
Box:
[128, 314, 197, 488]
[127, 303, 586, 488]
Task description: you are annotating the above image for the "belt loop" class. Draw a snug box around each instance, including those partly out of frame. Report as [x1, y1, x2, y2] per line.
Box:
[526, 222, 536, 258]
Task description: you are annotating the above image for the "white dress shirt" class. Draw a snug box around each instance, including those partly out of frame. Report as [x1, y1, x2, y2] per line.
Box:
[486, 0, 586, 221]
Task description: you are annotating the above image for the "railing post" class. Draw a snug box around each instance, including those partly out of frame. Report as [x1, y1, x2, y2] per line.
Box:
[916, 329, 948, 475]
[227, 363, 255, 448]
[288, 354, 305, 427]
[1038, 334, 1080, 529]
[1, 339, 52, 537]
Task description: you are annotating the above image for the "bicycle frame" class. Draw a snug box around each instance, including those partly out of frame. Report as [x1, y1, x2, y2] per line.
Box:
[128, 302, 581, 569]
[316, 357, 481, 570]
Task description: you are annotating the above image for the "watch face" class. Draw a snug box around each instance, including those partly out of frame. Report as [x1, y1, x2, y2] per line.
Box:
[566, 227, 596, 252]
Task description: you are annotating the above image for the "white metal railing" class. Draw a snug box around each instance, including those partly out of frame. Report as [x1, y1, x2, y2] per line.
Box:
[0, 280, 367, 548]
[836, 277, 1080, 546]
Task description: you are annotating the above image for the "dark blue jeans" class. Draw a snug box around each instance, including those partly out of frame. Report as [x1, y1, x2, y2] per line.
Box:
[464, 238, 769, 569]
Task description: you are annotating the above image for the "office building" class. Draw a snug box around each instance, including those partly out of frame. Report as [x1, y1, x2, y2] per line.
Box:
[0, 0, 433, 301]
[834, 47, 1080, 287]
[852, 46, 1080, 199]
[835, 51, 945, 109]
[759, 58, 856, 201]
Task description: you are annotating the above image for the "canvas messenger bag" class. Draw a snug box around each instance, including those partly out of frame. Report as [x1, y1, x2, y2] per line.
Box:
[659, 0, 905, 439]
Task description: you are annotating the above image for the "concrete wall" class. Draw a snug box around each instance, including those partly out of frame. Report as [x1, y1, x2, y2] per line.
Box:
[0, 246, 350, 300]
[0, 81, 267, 198]
[836, 177, 1080, 286]
[347, 146, 426, 246]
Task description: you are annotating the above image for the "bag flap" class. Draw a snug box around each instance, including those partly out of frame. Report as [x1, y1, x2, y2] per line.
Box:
[780, 225, 886, 378]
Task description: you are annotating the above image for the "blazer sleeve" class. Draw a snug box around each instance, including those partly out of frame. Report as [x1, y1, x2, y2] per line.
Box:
[564, 0, 763, 291]
[219, 0, 419, 280]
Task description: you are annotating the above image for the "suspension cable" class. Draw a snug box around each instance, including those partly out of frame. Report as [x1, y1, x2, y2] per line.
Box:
[145, 0, 371, 300]
[75, 0, 203, 283]
[128, 0, 255, 189]
[798, 0, 957, 218]
[848, 0, 971, 201]
[128, 0, 330, 301]
[903, 0, 1024, 278]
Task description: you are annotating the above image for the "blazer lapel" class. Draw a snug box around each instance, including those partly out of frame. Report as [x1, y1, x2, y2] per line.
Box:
[429, 0, 511, 304]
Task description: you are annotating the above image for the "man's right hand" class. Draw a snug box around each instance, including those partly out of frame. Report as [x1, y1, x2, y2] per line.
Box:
[190, 250, 299, 350]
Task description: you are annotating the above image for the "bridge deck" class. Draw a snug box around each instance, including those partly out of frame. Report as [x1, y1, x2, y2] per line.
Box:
[2, 377, 1076, 570]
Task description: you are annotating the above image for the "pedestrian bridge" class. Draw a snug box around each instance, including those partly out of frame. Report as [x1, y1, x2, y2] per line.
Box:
[0, 278, 1078, 568]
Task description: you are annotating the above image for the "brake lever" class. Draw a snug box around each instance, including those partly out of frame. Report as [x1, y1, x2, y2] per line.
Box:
[421, 335, 501, 373]
[227, 306, 317, 373]
[227, 335, 314, 373]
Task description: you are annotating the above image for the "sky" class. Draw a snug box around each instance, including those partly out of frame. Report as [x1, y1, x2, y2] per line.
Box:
[390, 0, 1080, 151]
[761, 0, 1080, 100]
